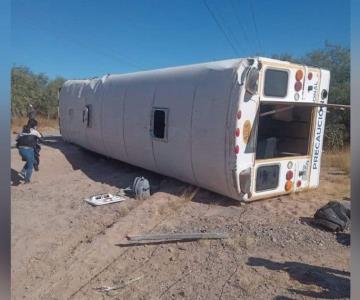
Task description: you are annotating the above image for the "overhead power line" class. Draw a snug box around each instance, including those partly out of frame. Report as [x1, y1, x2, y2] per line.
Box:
[229, 0, 254, 54]
[213, 1, 247, 54]
[202, 0, 240, 56]
[248, 0, 263, 54]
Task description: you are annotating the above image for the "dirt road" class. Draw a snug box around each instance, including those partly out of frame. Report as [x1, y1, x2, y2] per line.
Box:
[11, 132, 350, 300]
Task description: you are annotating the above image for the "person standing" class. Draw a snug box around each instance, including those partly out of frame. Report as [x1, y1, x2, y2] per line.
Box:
[16, 119, 42, 183]
[28, 119, 43, 171]
[27, 103, 36, 121]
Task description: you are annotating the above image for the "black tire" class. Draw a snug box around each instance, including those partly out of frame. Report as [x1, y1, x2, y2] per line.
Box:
[313, 218, 341, 232]
[341, 202, 351, 218]
[315, 206, 346, 229]
[329, 202, 349, 225]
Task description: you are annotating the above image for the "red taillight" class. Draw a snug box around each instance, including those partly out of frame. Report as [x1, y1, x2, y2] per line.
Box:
[235, 145, 239, 154]
[235, 128, 240, 137]
[295, 70, 303, 81]
[237, 110, 242, 119]
[296, 180, 302, 187]
[286, 170, 293, 180]
[308, 72, 313, 80]
[294, 81, 302, 91]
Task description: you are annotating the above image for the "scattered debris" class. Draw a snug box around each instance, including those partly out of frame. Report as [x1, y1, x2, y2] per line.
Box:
[336, 232, 350, 246]
[94, 275, 143, 294]
[126, 232, 228, 242]
[313, 201, 350, 232]
[85, 194, 126, 206]
[85, 177, 150, 206]
[133, 176, 151, 200]
[116, 187, 132, 197]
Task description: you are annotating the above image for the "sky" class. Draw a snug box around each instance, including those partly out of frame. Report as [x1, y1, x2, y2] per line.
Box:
[11, 0, 350, 79]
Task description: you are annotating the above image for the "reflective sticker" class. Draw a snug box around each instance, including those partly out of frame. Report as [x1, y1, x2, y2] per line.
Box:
[243, 120, 252, 144]
[285, 180, 293, 191]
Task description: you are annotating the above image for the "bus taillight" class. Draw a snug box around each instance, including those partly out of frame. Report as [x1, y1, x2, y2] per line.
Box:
[294, 81, 302, 91]
[235, 145, 240, 154]
[286, 170, 293, 180]
[237, 110, 242, 119]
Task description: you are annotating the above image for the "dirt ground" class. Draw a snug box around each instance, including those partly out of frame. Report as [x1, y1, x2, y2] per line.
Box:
[11, 130, 350, 300]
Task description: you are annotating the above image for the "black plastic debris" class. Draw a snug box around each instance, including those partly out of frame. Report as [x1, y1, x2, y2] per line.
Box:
[313, 201, 350, 232]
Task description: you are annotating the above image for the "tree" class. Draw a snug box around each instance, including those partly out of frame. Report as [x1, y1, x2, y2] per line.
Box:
[44, 77, 66, 119]
[11, 65, 66, 119]
[304, 43, 350, 147]
[272, 42, 350, 148]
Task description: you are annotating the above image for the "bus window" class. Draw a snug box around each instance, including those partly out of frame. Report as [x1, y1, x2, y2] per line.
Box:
[256, 104, 313, 159]
[82, 105, 92, 128]
[152, 108, 168, 140]
[256, 164, 280, 192]
[264, 69, 289, 98]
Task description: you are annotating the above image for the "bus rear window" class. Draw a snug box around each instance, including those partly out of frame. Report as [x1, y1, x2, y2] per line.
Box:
[264, 69, 288, 97]
[256, 104, 313, 159]
[256, 164, 280, 192]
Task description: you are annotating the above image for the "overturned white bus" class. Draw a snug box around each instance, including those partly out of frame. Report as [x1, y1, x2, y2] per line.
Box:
[59, 57, 330, 201]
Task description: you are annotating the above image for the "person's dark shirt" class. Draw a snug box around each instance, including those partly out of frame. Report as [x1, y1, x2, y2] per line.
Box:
[16, 126, 41, 148]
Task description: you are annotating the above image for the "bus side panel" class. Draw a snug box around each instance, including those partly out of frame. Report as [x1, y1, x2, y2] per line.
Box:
[152, 73, 199, 184]
[101, 77, 129, 161]
[309, 69, 330, 188]
[83, 79, 105, 154]
[191, 68, 234, 195]
[59, 81, 87, 147]
[123, 79, 157, 171]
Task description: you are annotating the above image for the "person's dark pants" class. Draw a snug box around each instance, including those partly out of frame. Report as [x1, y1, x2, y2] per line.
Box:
[18, 147, 35, 183]
[34, 144, 41, 171]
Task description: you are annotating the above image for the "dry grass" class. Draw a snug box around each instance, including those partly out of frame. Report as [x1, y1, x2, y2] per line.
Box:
[322, 148, 350, 174]
[180, 186, 199, 202]
[11, 116, 59, 133]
